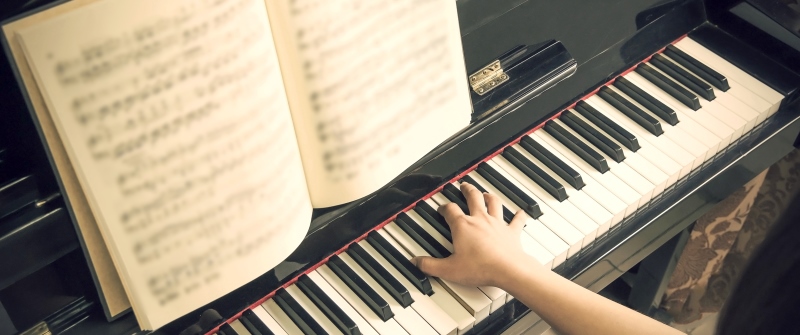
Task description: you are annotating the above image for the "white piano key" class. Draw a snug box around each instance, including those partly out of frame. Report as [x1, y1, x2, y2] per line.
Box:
[517, 225, 556, 269]
[659, 53, 761, 132]
[604, 84, 709, 172]
[357, 240, 459, 335]
[531, 131, 641, 218]
[646, 64, 748, 141]
[429, 193, 452, 210]
[520, 216, 565, 267]
[250, 306, 289, 335]
[465, 171, 583, 258]
[513, 139, 630, 230]
[406, 209, 453, 251]
[285, 285, 345, 334]
[487, 158, 599, 245]
[551, 118, 659, 203]
[624, 71, 726, 159]
[317, 264, 410, 335]
[626, 71, 735, 149]
[705, 87, 760, 132]
[508, 143, 618, 232]
[230, 320, 252, 335]
[428, 280, 475, 335]
[374, 227, 476, 334]
[571, 110, 676, 188]
[673, 38, 776, 119]
[436, 188, 557, 268]
[675, 38, 783, 115]
[584, 96, 696, 180]
[338, 252, 439, 335]
[391, 215, 507, 314]
[306, 271, 380, 335]
[404, 205, 508, 312]
[451, 179, 568, 266]
[262, 299, 305, 335]
[379, 226, 493, 323]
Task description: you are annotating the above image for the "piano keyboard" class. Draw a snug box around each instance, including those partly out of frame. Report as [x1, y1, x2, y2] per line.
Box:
[208, 37, 783, 335]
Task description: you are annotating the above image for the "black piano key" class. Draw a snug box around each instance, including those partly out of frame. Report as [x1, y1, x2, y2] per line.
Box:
[328, 255, 394, 321]
[664, 45, 730, 91]
[561, 110, 626, 162]
[614, 77, 679, 126]
[475, 162, 544, 218]
[574, 101, 641, 152]
[242, 310, 274, 335]
[219, 324, 239, 335]
[297, 275, 361, 335]
[274, 288, 328, 335]
[460, 175, 516, 222]
[366, 231, 433, 296]
[238, 317, 261, 335]
[440, 184, 470, 215]
[442, 182, 514, 221]
[394, 213, 451, 259]
[636, 63, 701, 110]
[651, 54, 715, 101]
[501, 148, 568, 201]
[518, 136, 585, 190]
[597, 86, 664, 137]
[543, 121, 610, 173]
[414, 200, 452, 241]
[347, 244, 414, 308]
[1, 175, 39, 220]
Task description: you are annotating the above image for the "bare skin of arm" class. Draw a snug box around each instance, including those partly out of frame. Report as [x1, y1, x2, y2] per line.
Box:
[413, 182, 683, 335]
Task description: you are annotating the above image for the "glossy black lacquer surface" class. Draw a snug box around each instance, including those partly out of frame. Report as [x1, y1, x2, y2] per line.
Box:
[469, 40, 577, 121]
[705, 0, 800, 76]
[2, 0, 800, 334]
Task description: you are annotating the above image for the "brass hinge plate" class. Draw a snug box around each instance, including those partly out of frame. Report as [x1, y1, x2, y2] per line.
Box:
[469, 60, 509, 96]
[20, 322, 51, 335]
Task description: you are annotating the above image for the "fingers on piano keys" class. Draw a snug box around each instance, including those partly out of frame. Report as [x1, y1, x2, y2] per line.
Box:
[221, 37, 783, 335]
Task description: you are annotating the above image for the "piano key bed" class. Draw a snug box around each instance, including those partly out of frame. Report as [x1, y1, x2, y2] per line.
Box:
[201, 36, 797, 335]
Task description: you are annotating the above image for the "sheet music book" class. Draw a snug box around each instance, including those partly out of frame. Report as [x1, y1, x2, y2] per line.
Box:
[1, 0, 471, 330]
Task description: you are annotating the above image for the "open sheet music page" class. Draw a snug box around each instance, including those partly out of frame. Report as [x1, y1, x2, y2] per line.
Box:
[265, 0, 472, 207]
[16, 0, 310, 329]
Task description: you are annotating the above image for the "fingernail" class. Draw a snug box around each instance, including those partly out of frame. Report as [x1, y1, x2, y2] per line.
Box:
[410, 257, 419, 267]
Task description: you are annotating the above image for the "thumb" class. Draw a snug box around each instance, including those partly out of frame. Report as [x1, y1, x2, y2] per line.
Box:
[412, 256, 454, 278]
[509, 209, 527, 233]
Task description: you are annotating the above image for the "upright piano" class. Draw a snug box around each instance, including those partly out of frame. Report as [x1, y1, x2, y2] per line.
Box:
[1, 0, 799, 334]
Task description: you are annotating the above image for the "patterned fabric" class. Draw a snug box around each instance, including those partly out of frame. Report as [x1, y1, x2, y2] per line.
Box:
[661, 149, 800, 324]
[661, 171, 766, 324]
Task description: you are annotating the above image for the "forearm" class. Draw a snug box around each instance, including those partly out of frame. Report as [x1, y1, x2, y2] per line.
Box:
[499, 256, 684, 335]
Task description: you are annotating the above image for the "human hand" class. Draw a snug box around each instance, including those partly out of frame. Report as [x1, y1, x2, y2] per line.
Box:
[412, 182, 538, 288]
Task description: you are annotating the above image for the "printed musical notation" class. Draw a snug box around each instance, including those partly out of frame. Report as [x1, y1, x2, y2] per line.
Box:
[288, 0, 461, 182]
[18, 0, 310, 316]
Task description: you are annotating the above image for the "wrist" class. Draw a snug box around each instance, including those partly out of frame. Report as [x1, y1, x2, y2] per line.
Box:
[493, 253, 545, 290]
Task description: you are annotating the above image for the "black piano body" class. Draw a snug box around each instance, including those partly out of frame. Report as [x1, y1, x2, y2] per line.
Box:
[0, 0, 799, 334]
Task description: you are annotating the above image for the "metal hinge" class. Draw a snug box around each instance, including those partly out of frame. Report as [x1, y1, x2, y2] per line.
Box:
[469, 60, 509, 95]
[20, 322, 51, 335]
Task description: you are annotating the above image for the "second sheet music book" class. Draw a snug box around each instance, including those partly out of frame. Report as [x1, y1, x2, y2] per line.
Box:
[2, 0, 471, 330]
